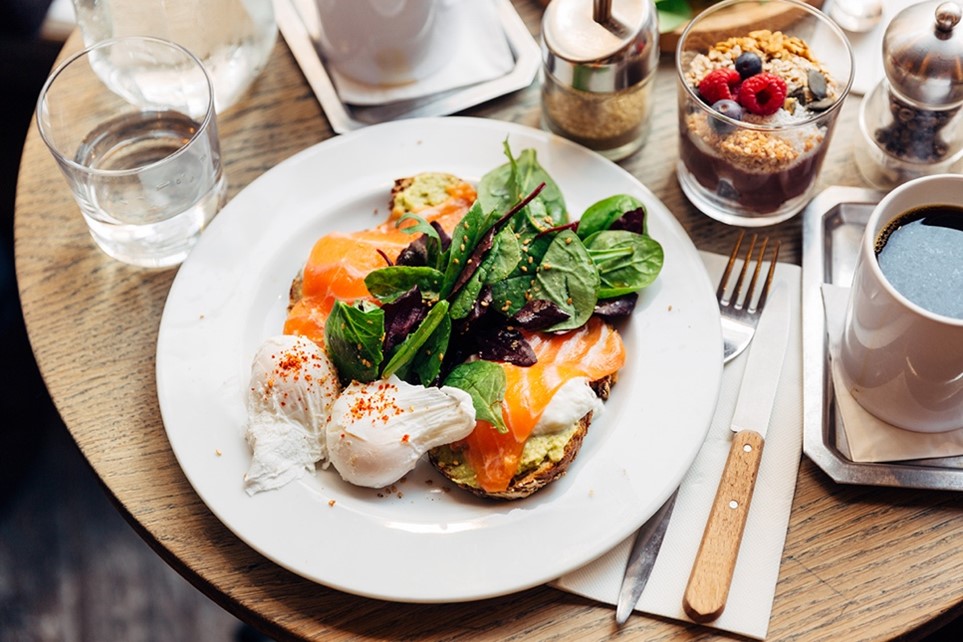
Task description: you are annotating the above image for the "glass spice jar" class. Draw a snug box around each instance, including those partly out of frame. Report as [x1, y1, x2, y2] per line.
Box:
[855, 1, 963, 189]
[540, 0, 659, 161]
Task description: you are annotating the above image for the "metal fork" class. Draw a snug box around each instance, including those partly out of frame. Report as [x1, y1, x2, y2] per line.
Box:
[718, 231, 781, 364]
[615, 231, 780, 625]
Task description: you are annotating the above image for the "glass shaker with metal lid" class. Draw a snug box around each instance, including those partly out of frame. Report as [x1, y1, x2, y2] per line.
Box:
[540, 0, 659, 161]
[855, 1, 963, 189]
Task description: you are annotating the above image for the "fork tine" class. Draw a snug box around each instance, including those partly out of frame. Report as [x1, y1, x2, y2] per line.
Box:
[753, 239, 781, 312]
[717, 230, 745, 303]
[730, 233, 758, 309]
[742, 236, 769, 311]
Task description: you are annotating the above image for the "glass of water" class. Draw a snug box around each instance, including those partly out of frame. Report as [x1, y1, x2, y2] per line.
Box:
[37, 36, 227, 268]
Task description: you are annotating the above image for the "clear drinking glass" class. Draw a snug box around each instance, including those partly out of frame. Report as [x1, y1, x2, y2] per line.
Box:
[70, 0, 277, 113]
[37, 36, 227, 268]
[675, 0, 854, 226]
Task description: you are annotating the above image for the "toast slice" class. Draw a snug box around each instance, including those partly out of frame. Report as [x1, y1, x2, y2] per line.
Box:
[428, 375, 616, 500]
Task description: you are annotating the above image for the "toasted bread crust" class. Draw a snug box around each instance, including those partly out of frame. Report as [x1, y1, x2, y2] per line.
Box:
[428, 375, 617, 500]
[288, 271, 303, 313]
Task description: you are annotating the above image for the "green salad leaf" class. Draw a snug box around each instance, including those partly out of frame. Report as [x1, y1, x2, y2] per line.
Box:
[443, 360, 507, 433]
[584, 230, 665, 298]
[321, 141, 665, 389]
[324, 301, 384, 384]
[529, 229, 600, 331]
[382, 300, 451, 382]
[365, 266, 444, 303]
[577, 194, 646, 240]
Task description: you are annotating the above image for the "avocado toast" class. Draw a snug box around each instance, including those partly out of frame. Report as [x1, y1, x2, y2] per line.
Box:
[281, 145, 663, 498]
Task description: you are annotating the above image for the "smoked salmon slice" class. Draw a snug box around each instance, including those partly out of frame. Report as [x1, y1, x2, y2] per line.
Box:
[283, 180, 476, 345]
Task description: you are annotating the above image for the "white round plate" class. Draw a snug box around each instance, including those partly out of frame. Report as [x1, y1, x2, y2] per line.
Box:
[156, 117, 722, 603]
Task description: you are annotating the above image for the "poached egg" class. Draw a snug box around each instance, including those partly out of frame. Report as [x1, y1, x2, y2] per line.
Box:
[326, 375, 476, 488]
[243, 335, 340, 495]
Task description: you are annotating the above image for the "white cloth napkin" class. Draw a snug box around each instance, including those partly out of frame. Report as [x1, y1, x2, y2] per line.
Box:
[552, 252, 803, 641]
[329, 0, 515, 106]
[820, 283, 963, 462]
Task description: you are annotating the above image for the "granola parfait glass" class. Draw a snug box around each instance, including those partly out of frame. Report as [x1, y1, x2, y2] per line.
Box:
[675, 0, 854, 226]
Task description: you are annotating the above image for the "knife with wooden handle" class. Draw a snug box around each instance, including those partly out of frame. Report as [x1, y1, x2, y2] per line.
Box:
[682, 284, 791, 623]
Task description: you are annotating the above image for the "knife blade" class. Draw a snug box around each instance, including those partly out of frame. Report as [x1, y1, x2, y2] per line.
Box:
[682, 283, 791, 624]
[615, 490, 677, 625]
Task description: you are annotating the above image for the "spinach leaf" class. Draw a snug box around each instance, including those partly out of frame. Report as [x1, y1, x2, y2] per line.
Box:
[479, 143, 566, 225]
[449, 270, 485, 321]
[324, 301, 384, 384]
[365, 266, 443, 303]
[395, 213, 448, 269]
[483, 226, 523, 283]
[439, 200, 495, 299]
[584, 230, 664, 298]
[382, 300, 450, 381]
[577, 195, 645, 240]
[407, 310, 451, 386]
[489, 274, 534, 317]
[443, 360, 507, 433]
[530, 229, 600, 331]
[449, 226, 522, 319]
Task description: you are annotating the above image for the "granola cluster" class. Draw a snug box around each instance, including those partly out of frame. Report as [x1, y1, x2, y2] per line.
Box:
[684, 30, 838, 107]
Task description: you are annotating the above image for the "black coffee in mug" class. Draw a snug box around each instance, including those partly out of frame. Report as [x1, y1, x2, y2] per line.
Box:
[874, 204, 963, 320]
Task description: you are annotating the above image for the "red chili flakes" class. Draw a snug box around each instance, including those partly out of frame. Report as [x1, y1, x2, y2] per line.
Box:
[401, 434, 410, 443]
[345, 381, 405, 425]
[328, 499, 336, 507]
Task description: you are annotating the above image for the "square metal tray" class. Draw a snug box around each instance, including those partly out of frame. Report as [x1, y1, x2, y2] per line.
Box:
[275, 0, 540, 134]
[801, 186, 963, 491]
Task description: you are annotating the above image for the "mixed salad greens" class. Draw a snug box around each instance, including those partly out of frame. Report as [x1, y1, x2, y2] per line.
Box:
[324, 143, 664, 433]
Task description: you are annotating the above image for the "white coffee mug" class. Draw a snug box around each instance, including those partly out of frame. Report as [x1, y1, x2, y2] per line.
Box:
[314, 0, 461, 86]
[839, 174, 963, 433]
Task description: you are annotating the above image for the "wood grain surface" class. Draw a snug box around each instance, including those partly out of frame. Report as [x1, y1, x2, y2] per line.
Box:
[13, 2, 963, 640]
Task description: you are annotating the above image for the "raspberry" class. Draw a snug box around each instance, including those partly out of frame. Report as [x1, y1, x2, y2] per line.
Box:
[737, 73, 788, 116]
[698, 68, 741, 105]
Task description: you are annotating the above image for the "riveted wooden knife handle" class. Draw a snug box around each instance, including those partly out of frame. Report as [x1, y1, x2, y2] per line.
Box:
[682, 429, 765, 623]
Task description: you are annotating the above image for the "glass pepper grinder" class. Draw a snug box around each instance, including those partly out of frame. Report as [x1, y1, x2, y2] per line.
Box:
[855, 1, 963, 189]
[540, 0, 659, 161]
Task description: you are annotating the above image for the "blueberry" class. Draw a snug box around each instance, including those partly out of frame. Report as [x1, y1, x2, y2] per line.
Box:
[709, 99, 743, 135]
[735, 52, 763, 79]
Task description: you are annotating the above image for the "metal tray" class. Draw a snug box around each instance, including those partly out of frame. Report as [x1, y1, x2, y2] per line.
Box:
[801, 186, 963, 491]
[275, 0, 540, 134]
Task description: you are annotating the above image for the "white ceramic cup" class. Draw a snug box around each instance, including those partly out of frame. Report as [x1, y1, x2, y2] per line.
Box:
[839, 174, 963, 433]
[314, 0, 461, 86]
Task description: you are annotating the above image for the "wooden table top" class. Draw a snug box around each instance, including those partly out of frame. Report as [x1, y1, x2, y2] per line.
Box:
[15, 2, 963, 640]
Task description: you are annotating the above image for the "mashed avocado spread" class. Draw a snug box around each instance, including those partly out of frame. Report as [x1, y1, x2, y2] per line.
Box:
[435, 424, 581, 488]
[391, 173, 461, 217]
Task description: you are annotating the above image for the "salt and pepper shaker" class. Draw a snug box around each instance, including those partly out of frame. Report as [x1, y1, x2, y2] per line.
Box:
[855, 1, 963, 189]
[540, 0, 659, 161]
